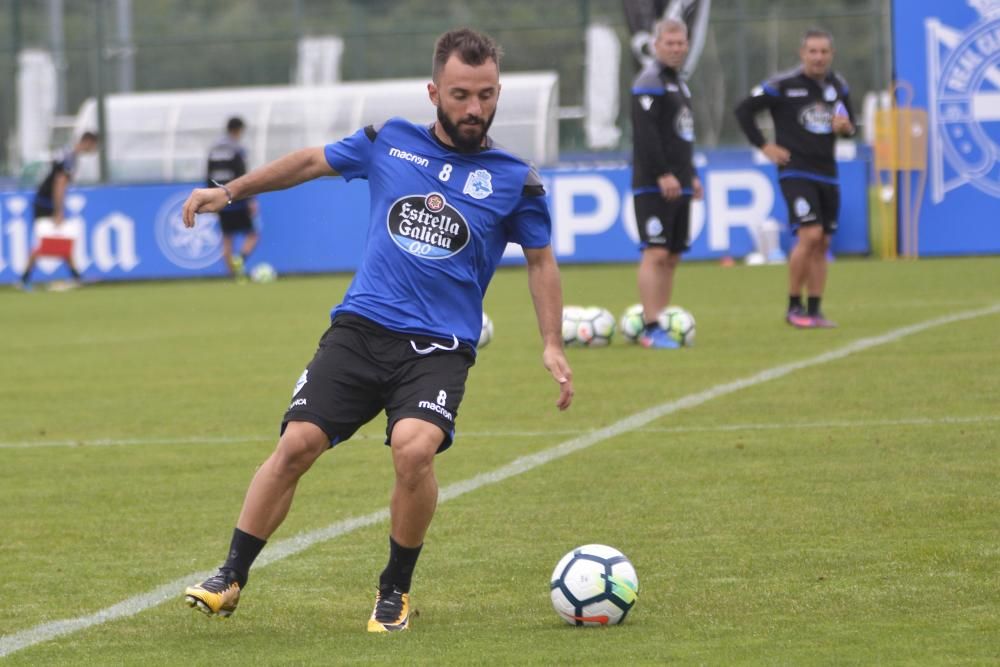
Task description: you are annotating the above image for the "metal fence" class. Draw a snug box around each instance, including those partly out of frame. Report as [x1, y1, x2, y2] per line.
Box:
[1, 0, 890, 181]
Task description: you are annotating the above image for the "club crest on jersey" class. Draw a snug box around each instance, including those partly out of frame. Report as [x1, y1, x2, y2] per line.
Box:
[463, 169, 493, 199]
[799, 103, 834, 134]
[675, 108, 696, 142]
[387, 192, 471, 259]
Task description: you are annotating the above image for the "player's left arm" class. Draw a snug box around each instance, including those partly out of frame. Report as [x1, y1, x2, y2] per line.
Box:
[183, 147, 335, 227]
[833, 76, 856, 136]
[524, 245, 574, 411]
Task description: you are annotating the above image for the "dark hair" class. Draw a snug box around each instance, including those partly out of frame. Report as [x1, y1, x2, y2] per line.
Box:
[80, 131, 99, 143]
[432, 28, 502, 81]
[802, 28, 834, 48]
[226, 117, 245, 133]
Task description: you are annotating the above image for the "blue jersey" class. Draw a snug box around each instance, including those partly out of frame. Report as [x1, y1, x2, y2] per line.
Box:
[324, 118, 551, 349]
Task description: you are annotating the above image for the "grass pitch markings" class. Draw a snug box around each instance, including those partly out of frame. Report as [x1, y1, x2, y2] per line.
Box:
[3, 415, 1000, 450]
[1, 302, 998, 659]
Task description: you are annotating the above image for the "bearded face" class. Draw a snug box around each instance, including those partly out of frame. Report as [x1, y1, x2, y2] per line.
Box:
[435, 104, 496, 152]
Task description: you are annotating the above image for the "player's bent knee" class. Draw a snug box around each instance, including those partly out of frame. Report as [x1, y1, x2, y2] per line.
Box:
[390, 420, 442, 473]
[273, 421, 328, 474]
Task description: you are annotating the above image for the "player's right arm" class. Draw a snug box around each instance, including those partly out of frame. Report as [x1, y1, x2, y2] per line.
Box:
[632, 89, 682, 200]
[183, 147, 337, 227]
[734, 82, 790, 166]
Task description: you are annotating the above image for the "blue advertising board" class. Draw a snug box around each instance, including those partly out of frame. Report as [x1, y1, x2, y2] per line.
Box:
[893, 0, 1000, 255]
[0, 153, 869, 284]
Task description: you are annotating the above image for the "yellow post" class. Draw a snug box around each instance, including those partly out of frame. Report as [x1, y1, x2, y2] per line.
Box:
[871, 82, 928, 259]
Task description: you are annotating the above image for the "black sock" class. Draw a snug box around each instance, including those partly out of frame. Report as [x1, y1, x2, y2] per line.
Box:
[807, 296, 821, 316]
[20, 269, 31, 284]
[69, 266, 81, 280]
[789, 295, 802, 311]
[643, 320, 658, 332]
[379, 536, 423, 593]
[222, 527, 267, 587]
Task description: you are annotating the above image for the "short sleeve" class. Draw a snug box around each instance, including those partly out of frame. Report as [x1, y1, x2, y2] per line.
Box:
[504, 169, 551, 248]
[324, 126, 376, 181]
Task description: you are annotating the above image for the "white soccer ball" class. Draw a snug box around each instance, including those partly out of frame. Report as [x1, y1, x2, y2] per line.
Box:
[550, 544, 639, 626]
[658, 305, 696, 346]
[619, 304, 646, 344]
[250, 262, 278, 283]
[562, 305, 616, 347]
[479, 311, 494, 348]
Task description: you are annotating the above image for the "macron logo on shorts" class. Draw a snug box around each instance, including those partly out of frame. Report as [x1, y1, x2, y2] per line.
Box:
[417, 400, 454, 422]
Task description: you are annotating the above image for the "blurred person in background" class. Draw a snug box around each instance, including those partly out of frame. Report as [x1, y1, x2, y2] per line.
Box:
[629, 18, 702, 349]
[16, 132, 100, 291]
[735, 28, 855, 329]
[207, 117, 259, 281]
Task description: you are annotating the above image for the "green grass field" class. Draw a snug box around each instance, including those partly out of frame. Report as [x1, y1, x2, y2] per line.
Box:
[1, 257, 998, 665]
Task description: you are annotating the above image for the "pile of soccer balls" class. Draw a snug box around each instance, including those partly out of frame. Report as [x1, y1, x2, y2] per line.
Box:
[562, 304, 696, 347]
[561, 306, 617, 347]
[618, 303, 696, 347]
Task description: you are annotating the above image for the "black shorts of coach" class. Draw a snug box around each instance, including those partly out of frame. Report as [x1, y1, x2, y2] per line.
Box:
[779, 178, 840, 235]
[632, 191, 691, 253]
[281, 313, 476, 453]
[218, 208, 255, 236]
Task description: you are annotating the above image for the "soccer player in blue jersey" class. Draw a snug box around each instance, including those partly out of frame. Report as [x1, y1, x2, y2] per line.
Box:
[179, 28, 573, 632]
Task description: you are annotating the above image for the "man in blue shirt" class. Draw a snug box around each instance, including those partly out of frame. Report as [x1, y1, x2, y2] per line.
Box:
[180, 28, 573, 633]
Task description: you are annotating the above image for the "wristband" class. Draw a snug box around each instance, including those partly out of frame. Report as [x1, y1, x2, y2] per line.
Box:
[211, 179, 233, 205]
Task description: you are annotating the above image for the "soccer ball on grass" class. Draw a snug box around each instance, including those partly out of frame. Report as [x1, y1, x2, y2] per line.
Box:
[619, 304, 645, 343]
[562, 306, 616, 347]
[250, 262, 278, 283]
[658, 305, 696, 346]
[479, 311, 494, 348]
[550, 544, 639, 626]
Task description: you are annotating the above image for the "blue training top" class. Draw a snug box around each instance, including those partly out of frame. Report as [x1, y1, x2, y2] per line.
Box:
[324, 117, 551, 349]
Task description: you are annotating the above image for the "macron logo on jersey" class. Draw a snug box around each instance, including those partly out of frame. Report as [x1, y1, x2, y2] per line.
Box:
[389, 147, 430, 168]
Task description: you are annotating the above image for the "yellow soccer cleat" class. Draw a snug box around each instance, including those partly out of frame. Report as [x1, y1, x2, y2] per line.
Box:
[184, 570, 241, 618]
[367, 586, 411, 632]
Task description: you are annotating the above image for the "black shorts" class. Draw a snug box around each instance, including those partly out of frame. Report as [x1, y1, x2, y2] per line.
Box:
[780, 178, 839, 235]
[633, 192, 691, 253]
[219, 209, 254, 235]
[281, 313, 476, 453]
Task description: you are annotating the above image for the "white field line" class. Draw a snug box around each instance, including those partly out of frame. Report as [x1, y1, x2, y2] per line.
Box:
[3, 414, 1000, 450]
[2, 302, 998, 658]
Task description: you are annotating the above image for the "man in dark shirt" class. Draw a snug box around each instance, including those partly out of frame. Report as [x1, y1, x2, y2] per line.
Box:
[734, 29, 855, 328]
[630, 18, 702, 349]
[18, 132, 99, 290]
[207, 117, 259, 280]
